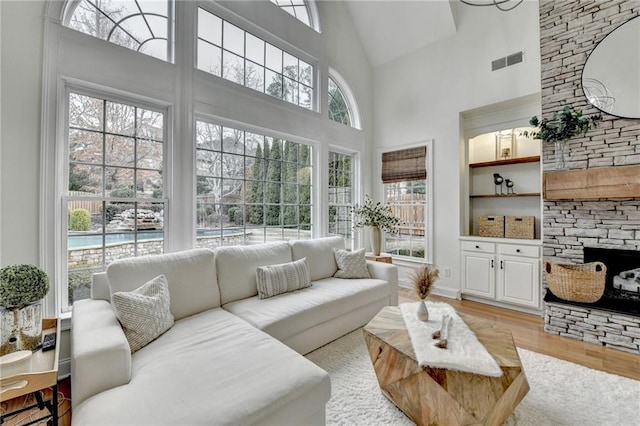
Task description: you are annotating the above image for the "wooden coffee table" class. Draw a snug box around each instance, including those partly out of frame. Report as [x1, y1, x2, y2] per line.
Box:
[363, 306, 529, 426]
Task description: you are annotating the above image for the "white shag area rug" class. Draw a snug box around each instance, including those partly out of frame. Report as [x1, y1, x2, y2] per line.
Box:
[305, 329, 640, 426]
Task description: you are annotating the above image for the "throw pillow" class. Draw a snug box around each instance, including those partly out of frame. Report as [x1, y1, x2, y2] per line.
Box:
[112, 274, 174, 353]
[334, 248, 371, 279]
[256, 258, 311, 299]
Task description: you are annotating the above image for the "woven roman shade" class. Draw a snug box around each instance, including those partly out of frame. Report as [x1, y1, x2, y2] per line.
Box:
[381, 146, 427, 183]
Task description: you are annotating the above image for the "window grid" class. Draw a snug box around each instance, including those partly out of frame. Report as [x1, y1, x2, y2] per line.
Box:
[66, 92, 166, 311]
[328, 151, 354, 249]
[328, 76, 352, 127]
[197, 8, 313, 110]
[269, 0, 312, 27]
[384, 180, 426, 259]
[66, 0, 174, 62]
[195, 120, 313, 248]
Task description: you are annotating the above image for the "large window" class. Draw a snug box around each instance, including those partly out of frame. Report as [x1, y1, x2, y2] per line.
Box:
[65, 0, 174, 62]
[65, 91, 166, 310]
[381, 145, 430, 260]
[197, 8, 314, 110]
[328, 151, 354, 249]
[195, 120, 313, 247]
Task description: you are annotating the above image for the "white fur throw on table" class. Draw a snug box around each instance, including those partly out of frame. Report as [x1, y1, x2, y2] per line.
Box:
[399, 301, 502, 377]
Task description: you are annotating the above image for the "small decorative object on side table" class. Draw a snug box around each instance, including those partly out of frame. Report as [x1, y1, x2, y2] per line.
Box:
[412, 265, 439, 322]
[0, 318, 61, 425]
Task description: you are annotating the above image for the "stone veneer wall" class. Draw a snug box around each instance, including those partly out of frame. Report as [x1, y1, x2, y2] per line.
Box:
[539, 0, 640, 354]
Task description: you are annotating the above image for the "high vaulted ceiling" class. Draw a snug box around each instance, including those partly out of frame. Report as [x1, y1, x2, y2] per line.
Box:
[343, 0, 460, 68]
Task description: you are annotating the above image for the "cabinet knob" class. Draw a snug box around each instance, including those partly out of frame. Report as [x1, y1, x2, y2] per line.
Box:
[475, 245, 480, 249]
[516, 249, 521, 253]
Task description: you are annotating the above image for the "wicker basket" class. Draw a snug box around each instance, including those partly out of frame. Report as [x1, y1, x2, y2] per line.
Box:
[544, 260, 606, 303]
[505, 216, 535, 239]
[478, 215, 504, 238]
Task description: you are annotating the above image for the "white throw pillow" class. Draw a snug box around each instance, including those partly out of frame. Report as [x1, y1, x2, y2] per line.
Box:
[333, 248, 371, 279]
[112, 274, 174, 353]
[256, 258, 312, 299]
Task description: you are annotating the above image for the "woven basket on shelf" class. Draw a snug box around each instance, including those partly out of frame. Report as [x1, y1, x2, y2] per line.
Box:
[478, 215, 504, 238]
[544, 260, 606, 303]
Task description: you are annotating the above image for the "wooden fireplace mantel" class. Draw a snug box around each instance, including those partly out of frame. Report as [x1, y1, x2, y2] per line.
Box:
[543, 164, 640, 200]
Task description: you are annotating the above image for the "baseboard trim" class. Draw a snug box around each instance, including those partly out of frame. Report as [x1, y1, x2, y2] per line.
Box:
[58, 357, 71, 380]
[432, 286, 461, 300]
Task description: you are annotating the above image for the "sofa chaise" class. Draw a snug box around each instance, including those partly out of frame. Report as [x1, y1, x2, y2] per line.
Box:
[71, 236, 398, 425]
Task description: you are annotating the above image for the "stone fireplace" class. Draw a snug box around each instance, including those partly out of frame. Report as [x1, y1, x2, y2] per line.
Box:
[539, 2, 640, 354]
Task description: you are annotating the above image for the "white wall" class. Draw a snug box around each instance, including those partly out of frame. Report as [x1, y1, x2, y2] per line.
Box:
[373, 1, 541, 295]
[0, 0, 46, 266]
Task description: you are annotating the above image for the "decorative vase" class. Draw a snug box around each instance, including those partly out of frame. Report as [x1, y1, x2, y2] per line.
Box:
[554, 140, 568, 170]
[416, 299, 429, 322]
[0, 300, 43, 356]
[370, 226, 382, 256]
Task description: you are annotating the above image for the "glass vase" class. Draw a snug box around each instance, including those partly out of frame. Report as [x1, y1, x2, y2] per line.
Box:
[555, 140, 568, 170]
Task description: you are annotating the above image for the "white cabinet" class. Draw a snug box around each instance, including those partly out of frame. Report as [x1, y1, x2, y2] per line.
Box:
[461, 239, 540, 310]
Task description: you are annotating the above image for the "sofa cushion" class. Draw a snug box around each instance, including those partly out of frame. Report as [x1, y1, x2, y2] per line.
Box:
[257, 257, 311, 299]
[111, 275, 174, 353]
[216, 241, 292, 305]
[223, 276, 390, 343]
[290, 236, 345, 281]
[72, 308, 330, 425]
[334, 248, 371, 279]
[106, 248, 218, 321]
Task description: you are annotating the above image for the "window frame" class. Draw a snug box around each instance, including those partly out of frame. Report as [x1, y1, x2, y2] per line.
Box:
[59, 84, 170, 313]
[269, 0, 321, 32]
[195, 6, 316, 111]
[194, 116, 316, 247]
[328, 68, 361, 129]
[62, 0, 176, 63]
[378, 140, 434, 264]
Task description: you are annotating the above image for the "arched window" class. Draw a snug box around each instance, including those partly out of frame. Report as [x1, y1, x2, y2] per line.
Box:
[64, 0, 174, 62]
[328, 73, 360, 129]
[269, 0, 319, 31]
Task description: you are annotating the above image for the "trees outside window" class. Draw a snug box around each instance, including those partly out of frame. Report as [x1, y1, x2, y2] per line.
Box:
[195, 120, 313, 247]
[66, 91, 165, 308]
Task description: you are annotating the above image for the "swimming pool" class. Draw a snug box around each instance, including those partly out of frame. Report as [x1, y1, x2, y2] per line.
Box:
[68, 229, 241, 248]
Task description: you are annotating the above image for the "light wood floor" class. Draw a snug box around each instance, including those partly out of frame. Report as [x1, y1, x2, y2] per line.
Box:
[2, 289, 638, 425]
[399, 287, 640, 381]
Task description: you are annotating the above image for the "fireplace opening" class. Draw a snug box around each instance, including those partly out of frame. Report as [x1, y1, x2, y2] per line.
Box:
[544, 247, 640, 316]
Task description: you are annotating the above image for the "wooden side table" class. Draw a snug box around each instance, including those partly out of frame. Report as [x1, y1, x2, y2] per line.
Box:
[365, 253, 393, 264]
[0, 318, 61, 425]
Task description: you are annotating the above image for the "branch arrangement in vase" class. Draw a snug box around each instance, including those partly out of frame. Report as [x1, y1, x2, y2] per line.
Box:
[522, 105, 602, 143]
[351, 195, 401, 233]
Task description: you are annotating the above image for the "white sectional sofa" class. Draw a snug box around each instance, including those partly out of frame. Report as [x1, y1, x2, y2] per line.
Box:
[71, 236, 398, 425]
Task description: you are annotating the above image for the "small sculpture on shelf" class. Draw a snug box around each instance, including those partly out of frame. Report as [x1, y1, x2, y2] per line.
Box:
[493, 173, 504, 195]
[505, 179, 515, 194]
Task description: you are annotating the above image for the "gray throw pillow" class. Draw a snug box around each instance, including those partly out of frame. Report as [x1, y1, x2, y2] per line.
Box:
[334, 248, 371, 279]
[112, 274, 174, 353]
[256, 257, 312, 299]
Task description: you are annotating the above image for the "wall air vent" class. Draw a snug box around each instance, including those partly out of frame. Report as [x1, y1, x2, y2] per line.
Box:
[491, 51, 524, 71]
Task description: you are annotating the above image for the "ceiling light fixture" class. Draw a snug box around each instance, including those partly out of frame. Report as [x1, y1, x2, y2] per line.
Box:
[460, 0, 524, 12]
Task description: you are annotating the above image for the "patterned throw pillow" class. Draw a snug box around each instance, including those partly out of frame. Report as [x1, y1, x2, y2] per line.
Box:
[333, 248, 371, 279]
[256, 258, 312, 299]
[112, 274, 174, 353]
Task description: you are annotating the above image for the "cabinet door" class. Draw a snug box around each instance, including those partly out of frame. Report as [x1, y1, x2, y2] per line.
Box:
[498, 255, 540, 308]
[462, 251, 495, 298]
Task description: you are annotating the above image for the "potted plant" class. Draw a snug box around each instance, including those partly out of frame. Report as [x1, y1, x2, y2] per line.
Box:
[0, 264, 49, 355]
[524, 105, 602, 169]
[351, 196, 401, 256]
